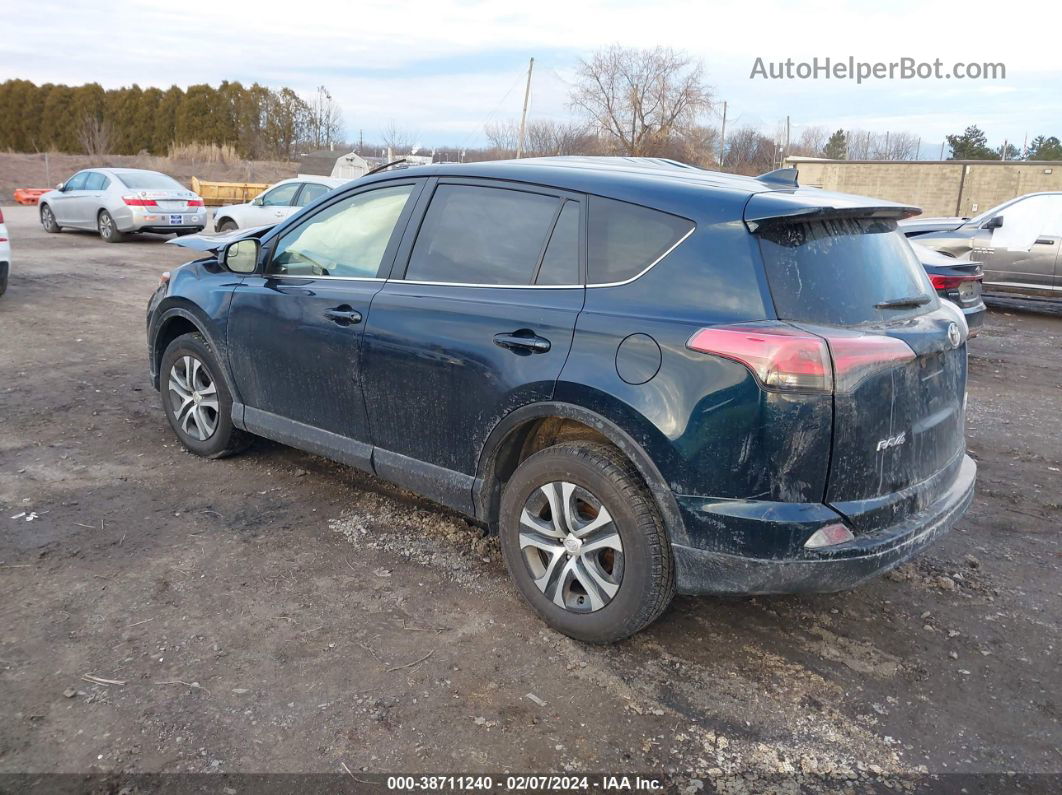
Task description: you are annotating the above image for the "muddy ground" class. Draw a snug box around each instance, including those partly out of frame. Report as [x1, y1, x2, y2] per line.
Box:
[0, 204, 1058, 788]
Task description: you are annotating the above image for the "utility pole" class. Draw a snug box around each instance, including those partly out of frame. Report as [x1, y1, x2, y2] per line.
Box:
[939, 139, 946, 160]
[783, 115, 790, 168]
[516, 57, 535, 159]
[718, 100, 727, 167]
[1001, 139, 1008, 161]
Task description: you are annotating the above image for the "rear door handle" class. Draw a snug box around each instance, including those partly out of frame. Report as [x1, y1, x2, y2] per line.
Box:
[324, 306, 362, 325]
[493, 331, 551, 354]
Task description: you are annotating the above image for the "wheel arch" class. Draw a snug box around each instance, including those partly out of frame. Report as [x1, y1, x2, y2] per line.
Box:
[473, 400, 689, 546]
[150, 302, 242, 406]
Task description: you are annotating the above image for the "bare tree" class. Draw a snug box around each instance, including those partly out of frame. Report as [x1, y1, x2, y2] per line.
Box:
[381, 119, 416, 156]
[722, 127, 776, 175]
[306, 85, 343, 150]
[78, 113, 113, 156]
[570, 45, 711, 156]
[791, 125, 829, 157]
[484, 120, 520, 156]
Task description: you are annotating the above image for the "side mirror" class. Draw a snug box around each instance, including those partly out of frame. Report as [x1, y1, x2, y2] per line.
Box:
[252, 196, 265, 207]
[984, 215, 1003, 230]
[57, 182, 65, 191]
[222, 239, 260, 274]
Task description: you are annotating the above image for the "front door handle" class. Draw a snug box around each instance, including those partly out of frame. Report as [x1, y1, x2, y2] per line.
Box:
[324, 306, 362, 325]
[1035, 238, 1056, 246]
[493, 331, 551, 354]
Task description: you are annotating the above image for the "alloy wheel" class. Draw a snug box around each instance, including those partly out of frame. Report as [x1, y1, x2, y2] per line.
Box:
[168, 355, 219, 442]
[518, 481, 624, 612]
[41, 206, 55, 230]
[99, 213, 113, 239]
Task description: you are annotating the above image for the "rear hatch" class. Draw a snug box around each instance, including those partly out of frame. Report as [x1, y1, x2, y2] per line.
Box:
[752, 205, 968, 532]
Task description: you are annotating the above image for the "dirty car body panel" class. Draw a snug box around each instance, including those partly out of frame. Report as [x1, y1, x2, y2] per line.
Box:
[149, 157, 975, 600]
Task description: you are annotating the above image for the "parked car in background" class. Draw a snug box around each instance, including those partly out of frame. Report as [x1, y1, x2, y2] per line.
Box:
[38, 169, 206, 243]
[900, 192, 1062, 299]
[911, 242, 985, 334]
[212, 176, 348, 232]
[148, 157, 975, 643]
[0, 207, 9, 296]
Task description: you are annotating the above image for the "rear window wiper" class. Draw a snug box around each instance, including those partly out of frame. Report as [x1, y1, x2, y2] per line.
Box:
[876, 295, 931, 309]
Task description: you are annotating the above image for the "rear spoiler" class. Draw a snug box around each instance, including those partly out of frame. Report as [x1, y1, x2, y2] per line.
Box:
[744, 189, 921, 233]
[166, 224, 274, 254]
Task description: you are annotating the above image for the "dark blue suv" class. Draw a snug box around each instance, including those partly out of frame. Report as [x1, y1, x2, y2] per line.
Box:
[147, 157, 976, 642]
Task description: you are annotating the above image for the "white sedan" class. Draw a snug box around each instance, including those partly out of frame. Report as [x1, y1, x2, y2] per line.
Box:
[212, 176, 349, 232]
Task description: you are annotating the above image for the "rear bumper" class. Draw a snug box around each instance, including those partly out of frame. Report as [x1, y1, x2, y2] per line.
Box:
[673, 454, 976, 595]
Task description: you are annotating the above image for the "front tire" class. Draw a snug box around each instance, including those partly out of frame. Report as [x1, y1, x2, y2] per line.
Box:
[40, 204, 60, 233]
[216, 219, 238, 233]
[160, 332, 249, 458]
[499, 441, 675, 643]
[98, 210, 125, 243]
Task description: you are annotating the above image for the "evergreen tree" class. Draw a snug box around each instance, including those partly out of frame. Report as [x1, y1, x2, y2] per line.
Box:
[945, 125, 996, 160]
[823, 129, 847, 159]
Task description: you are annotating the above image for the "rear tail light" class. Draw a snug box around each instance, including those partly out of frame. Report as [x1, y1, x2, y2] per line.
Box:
[186, 199, 204, 207]
[804, 522, 855, 549]
[687, 325, 832, 392]
[687, 323, 916, 394]
[929, 273, 981, 290]
[123, 195, 157, 206]
[0, 207, 5, 222]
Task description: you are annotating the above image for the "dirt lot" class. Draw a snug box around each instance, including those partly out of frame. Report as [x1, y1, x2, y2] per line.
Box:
[0, 204, 1059, 788]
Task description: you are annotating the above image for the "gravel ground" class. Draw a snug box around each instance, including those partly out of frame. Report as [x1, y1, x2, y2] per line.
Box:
[0, 204, 1058, 789]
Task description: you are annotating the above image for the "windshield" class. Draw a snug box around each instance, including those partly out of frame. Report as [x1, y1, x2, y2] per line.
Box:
[758, 217, 934, 326]
[116, 171, 183, 190]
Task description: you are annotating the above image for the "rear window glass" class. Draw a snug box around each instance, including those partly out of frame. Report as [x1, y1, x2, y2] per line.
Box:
[407, 185, 559, 285]
[587, 197, 693, 284]
[116, 171, 183, 190]
[758, 218, 934, 325]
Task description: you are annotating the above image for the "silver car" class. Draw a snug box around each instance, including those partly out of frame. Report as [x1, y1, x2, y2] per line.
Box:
[212, 176, 348, 232]
[38, 168, 207, 243]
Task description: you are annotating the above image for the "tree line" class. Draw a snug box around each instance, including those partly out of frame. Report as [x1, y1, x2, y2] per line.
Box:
[0, 79, 343, 160]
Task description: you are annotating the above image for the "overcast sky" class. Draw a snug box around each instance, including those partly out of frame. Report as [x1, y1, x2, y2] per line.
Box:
[4, 0, 1059, 154]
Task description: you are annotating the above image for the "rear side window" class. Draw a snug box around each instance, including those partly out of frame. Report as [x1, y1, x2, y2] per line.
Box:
[587, 197, 694, 285]
[84, 172, 108, 191]
[296, 182, 331, 207]
[116, 171, 183, 190]
[536, 200, 580, 285]
[406, 185, 559, 284]
[757, 218, 933, 326]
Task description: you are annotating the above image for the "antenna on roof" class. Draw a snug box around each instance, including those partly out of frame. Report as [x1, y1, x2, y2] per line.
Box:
[757, 167, 799, 187]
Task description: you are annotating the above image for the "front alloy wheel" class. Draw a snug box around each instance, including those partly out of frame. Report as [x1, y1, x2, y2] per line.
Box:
[168, 355, 219, 441]
[519, 482, 624, 612]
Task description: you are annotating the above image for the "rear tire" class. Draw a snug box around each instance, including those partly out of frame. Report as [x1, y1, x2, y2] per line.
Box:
[98, 210, 125, 243]
[160, 332, 250, 458]
[499, 441, 675, 643]
[40, 204, 60, 233]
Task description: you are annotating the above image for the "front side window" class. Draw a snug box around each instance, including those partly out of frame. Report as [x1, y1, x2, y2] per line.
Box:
[587, 197, 694, 285]
[406, 185, 560, 284]
[63, 172, 88, 191]
[296, 182, 331, 207]
[269, 184, 414, 278]
[261, 182, 301, 207]
[990, 195, 1062, 250]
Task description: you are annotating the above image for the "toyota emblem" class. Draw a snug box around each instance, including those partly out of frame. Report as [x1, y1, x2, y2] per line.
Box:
[947, 322, 962, 348]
